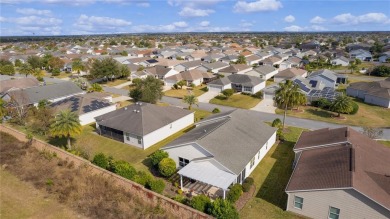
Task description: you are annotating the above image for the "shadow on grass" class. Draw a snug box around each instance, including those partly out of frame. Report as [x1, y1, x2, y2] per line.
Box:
[256, 140, 295, 209]
[305, 108, 334, 118]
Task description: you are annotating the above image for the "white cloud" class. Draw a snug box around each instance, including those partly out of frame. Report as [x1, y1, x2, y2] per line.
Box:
[284, 15, 295, 23]
[167, 0, 223, 7]
[310, 16, 326, 24]
[16, 8, 52, 16]
[136, 2, 150, 7]
[333, 13, 358, 25]
[233, 0, 282, 13]
[332, 12, 390, 25]
[0, 16, 6, 22]
[178, 7, 214, 17]
[283, 25, 304, 32]
[12, 16, 62, 26]
[73, 14, 131, 33]
[311, 25, 327, 31]
[131, 24, 176, 33]
[199, 21, 210, 27]
[173, 21, 188, 27]
[240, 20, 254, 27]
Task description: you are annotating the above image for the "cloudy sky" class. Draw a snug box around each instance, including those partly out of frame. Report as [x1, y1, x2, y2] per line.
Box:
[0, 0, 389, 36]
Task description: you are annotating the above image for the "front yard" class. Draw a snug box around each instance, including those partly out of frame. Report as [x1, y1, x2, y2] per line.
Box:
[209, 94, 261, 109]
[275, 99, 390, 127]
[99, 79, 128, 87]
[239, 126, 306, 219]
[163, 85, 207, 98]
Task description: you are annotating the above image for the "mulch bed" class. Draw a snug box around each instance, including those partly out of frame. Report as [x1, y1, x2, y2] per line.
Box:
[235, 184, 256, 211]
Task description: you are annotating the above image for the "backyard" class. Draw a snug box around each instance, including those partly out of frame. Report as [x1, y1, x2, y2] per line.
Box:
[210, 94, 261, 109]
[275, 99, 390, 127]
[239, 126, 306, 219]
[164, 85, 207, 98]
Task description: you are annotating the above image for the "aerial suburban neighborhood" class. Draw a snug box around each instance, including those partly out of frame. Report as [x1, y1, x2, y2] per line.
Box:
[0, 0, 390, 219]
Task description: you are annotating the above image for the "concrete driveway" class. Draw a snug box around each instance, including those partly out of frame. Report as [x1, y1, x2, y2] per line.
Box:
[197, 91, 219, 103]
[251, 97, 276, 114]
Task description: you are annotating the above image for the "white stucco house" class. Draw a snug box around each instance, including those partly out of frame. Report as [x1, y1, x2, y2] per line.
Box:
[207, 74, 265, 94]
[95, 103, 194, 150]
[331, 56, 350, 66]
[162, 110, 277, 198]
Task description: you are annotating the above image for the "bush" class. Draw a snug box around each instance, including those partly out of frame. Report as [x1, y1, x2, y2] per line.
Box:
[207, 198, 239, 219]
[251, 91, 264, 99]
[172, 195, 187, 204]
[222, 89, 234, 98]
[312, 98, 331, 109]
[112, 160, 137, 180]
[227, 184, 243, 203]
[212, 108, 221, 113]
[133, 171, 153, 186]
[242, 182, 251, 192]
[244, 177, 254, 185]
[201, 86, 209, 92]
[172, 84, 179, 89]
[51, 68, 61, 76]
[349, 102, 359, 115]
[150, 150, 169, 167]
[147, 179, 165, 194]
[271, 118, 282, 128]
[158, 158, 176, 177]
[92, 153, 109, 169]
[241, 92, 251, 96]
[190, 194, 211, 213]
[371, 65, 390, 77]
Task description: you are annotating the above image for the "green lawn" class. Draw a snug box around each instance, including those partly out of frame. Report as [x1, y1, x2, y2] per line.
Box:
[275, 99, 390, 127]
[99, 79, 128, 87]
[209, 94, 261, 109]
[378, 141, 390, 148]
[240, 126, 306, 219]
[164, 85, 207, 98]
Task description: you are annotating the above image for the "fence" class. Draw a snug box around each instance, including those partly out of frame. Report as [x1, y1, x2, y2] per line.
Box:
[0, 125, 212, 219]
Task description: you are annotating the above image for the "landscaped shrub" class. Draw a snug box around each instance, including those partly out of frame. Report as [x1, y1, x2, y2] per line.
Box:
[92, 153, 109, 169]
[172, 195, 187, 204]
[112, 160, 137, 180]
[244, 177, 254, 185]
[158, 158, 176, 177]
[312, 98, 331, 109]
[349, 102, 359, 115]
[190, 194, 211, 213]
[271, 118, 282, 128]
[201, 86, 209, 92]
[147, 179, 165, 194]
[150, 150, 169, 167]
[207, 198, 239, 219]
[222, 89, 234, 98]
[227, 184, 243, 203]
[212, 108, 221, 113]
[173, 84, 179, 90]
[251, 91, 264, 99]
[51, 68, 61, 76]
[242, 182, 251, 192]
[241, 92, 251, 96]
[133, 171, 153, 186]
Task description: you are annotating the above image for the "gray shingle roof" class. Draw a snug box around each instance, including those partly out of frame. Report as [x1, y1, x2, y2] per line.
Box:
[95, 103, 194, 136]
[309, 69, 338, 83]
[208, 74, 264, 87]
[253, 65, 277, 75]
[164, 110, 277, 174]
[50, 93, 112, 115]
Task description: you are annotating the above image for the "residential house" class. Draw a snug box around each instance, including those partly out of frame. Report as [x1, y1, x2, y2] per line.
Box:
[331, 56, 350, 66]
[286, 127, 390, 219]
[201, 54, 225, 63]
[174, 60, 204, 72]
[274, 68, 308, 82]
[261, 56, 283, 66]
[246, 65, 278, 80]
[292, 75, 341, 102]
[349, 49, 372, 61]
[143, 65, 178, 80]
[195, 62, 229, 73]
[246, 55, 262, 66]
[378, 52, 390, 63]
[95, 102, 194, 150]
[50, 92, 116, 125]
[162, 110, 277, 198]
[207, 74, 265, 94]
[138, 59, 159, 67]
[220, 55, 238, 64]
[164, 69, 214, 87]
[218, 64, 252, 76]
[346, 78, 390, 108]
[0, 77, 40, 95]
[307, 69, 339, 88]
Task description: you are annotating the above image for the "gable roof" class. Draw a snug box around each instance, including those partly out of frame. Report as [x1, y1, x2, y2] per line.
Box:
[253, 65, 277, 75]
[95, 103, 193, 136]
[50, 93, 112, 115]
[164, 110, 276, 174]
[0, 77, 40, 94]
[178, 60, 203, 68]
[219, 64, 251, 73]
[286, 127, 390, 210]
[308, 69, 338, 83]
[276, 68, 307, 78]
[348, 79, 390, 99]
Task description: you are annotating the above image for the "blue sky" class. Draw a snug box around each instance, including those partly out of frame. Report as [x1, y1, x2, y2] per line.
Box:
[1, 0, 389, 36]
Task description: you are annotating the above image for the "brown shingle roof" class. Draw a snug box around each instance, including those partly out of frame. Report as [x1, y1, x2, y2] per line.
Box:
[0, 77, 40, 94]
[294, 127, 349, 151]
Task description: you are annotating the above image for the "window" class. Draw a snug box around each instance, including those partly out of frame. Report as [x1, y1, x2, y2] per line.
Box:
[243, 86, 252, 92]
[328, 207, 340, 219]
[257, 150, 261, 159]
[294, 196, 303, 209]
[250, 157, 255, 169]
[179, 157, 189, 167]
[125, 133, 130, 141]
[137, 136, 142, 145]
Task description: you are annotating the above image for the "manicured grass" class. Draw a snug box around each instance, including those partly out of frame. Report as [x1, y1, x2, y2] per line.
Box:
[275, 99, 390, 127]
[266, 79, 275, 86]
[99, 79, 128, 87]
[378, 141, 390, 148]
[0, 169, 84, 219]
[48, 72, 71, 79]
[209, 94, 261, 109]
[240, 126, 306, 219]
[164, 85, 207, 98]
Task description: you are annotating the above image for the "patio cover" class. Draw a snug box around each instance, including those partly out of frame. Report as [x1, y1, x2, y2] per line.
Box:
[178, 160, 237, 190]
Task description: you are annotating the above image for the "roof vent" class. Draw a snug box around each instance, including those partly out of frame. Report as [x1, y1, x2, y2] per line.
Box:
[203, 129, 207, 133]
[124, 107, 127, 110]
[136, 110, 140, 113]
[133, 109, 137, 112]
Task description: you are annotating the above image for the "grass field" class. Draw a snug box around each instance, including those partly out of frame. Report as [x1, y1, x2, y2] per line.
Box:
[239, 126, 306, 219]
[99, 79, 128, 87]
[378, 140, 390, 148]
[164, 85, 207, 98]
[210, 94, 261, 109]
[0, 169, 85, 219]
[275, 99, 390, 127]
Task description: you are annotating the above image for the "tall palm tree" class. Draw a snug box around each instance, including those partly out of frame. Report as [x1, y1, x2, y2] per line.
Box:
[274, 80, 307, 129]
[183, 95, 198, 110]
[329, 95, 353, 117]
[50, 110, 82, 150]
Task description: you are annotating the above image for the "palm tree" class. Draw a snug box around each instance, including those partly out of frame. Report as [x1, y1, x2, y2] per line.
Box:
[50, 110, 82, 150]
[329, 95, 353, 117]
[274, 80, 307, 129]
[183, 95, 198, 110]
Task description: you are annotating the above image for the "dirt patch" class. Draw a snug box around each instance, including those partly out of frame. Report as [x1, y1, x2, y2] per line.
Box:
[0, 132, 175, 219]
[235, 184, 256, 211]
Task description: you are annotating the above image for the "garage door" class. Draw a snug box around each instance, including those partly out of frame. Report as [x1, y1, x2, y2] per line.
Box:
[208, 85, 222, 92]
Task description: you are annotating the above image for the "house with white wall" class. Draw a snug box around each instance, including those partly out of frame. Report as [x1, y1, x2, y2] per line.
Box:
[246, 65, 278, 80]
[95, 103, 194, 150]
[162, 110, 277, 199]
[207, 74, 265, 94]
